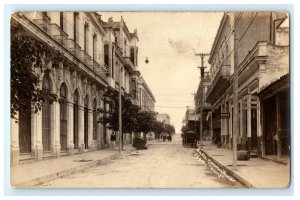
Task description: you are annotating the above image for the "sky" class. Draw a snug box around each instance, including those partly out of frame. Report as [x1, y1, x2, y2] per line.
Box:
[101, 12, 223, 133]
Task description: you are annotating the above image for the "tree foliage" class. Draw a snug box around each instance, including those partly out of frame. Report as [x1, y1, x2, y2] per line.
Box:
[98, 87, 157, 134]
[165, 123, 175, 134]
[11, 19, 59, 119]
[135, 110, 157, 134]
[98, 87, 175, 136]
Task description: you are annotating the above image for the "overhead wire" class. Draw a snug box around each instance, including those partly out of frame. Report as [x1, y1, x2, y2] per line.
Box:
[210, 12, 258, 76]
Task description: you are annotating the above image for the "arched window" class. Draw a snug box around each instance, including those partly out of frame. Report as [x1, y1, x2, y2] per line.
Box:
[93, 34, 97, 60]
[42, 75, 51, 152]
[93, 99, 97, 140]
[73, 90, 79, 149]
[60, 12, 64, 31]
[60, 84, 68, 151]
[73, 12, 79, 44]
[124, 39, 127, 56]
[84, 24, 88, 52]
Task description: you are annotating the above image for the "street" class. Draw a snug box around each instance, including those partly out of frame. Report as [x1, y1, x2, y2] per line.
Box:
[39, 135, 241, 188]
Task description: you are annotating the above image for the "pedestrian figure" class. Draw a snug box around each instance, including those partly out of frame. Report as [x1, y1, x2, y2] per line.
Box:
[110, 132, 116, 149]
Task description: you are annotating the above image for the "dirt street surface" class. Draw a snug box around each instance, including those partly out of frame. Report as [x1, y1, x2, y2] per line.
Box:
[39, 135, 241, 188]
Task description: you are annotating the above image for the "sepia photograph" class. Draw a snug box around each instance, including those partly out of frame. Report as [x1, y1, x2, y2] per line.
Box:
[10, 10, 290, 189]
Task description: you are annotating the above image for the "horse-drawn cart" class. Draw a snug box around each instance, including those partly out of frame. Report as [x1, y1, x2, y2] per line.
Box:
[182, 131, 198, 148]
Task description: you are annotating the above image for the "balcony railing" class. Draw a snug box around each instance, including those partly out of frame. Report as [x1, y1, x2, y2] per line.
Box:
[32, 15, 108, 81]
[206, 64, 231, 104]
[124, 57, 136, 73]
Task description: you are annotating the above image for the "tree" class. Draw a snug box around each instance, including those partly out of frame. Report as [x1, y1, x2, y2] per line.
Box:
[98, 87, 140, 132]
[11, 19, 60, 120]
[165, 124, 175, 135]
[152, 121, 165, 140]
[135, 110, 157, 138]
[98, 87, 156, 135]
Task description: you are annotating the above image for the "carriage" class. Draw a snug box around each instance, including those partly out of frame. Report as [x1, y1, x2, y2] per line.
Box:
[182, 131, 198, 148]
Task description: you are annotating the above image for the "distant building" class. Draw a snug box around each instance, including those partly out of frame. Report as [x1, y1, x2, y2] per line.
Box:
[194, 72, 212, 138]
[157, 113, 170, 124]
[136, 76, 156, 112]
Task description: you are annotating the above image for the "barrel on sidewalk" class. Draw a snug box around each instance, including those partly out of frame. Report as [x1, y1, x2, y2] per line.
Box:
[237, 150, 250, 161]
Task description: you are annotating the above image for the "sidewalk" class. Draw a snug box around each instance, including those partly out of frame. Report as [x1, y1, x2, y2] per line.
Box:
[200, 142, 290, 188]
[11, 144, 135, 188]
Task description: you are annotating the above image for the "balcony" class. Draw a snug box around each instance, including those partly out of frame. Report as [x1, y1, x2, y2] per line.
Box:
[124, 57, 136, 74]
[238, 41, 289, 92]
[206, 64, 230, 105]
[32, 15, 108, 82]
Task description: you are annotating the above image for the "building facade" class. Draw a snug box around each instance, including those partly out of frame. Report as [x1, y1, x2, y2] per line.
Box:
[157, 113, 171, 125]
[194, 72, 212, 140]
[205, 12, 289, 158]
[136, 76, 156, 112]
[11, 12, 153, 166]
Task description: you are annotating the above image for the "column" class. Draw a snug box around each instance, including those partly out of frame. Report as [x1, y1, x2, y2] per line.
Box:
[229, 105, 232, 149]
[67, 102, 74, 154]
[239, 101, 243, 149]
[225, 102, 228, 146]
[78, 106, 84, 152]
[260, 101, 265, 157]
[276, 94, 282, 159]
[210, 111, 213, 143]
[53, 101, 61, 157]
[10, 114, 20, 166]
[257, 100, 262, 156]
[220, 103, 224, 145]
[88, 109, 94, 151]
[247, 97, 252, 151]
[34, 111, 43, 160]
[97, 114, 102, 150]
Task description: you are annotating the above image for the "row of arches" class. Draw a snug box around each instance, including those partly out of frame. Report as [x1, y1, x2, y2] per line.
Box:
[18, 73, 107, 155]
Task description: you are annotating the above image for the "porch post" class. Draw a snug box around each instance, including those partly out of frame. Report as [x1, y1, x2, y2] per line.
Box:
[53, 101, 61, 157]
[260, 100, 266, 157]
[247, 97, 252, 151]
[10, 114, 20, 166]
[67, 102, 74, 154]
[239, 101, 243, 149]
[34, 111, 43, 160]
[276, 93, 282, 159]
[88, 109, 93, 150]
[78, 106, 84, 152]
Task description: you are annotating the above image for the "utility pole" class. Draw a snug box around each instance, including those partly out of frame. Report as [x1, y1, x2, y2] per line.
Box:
[119, 66, 123, 153]
[232, 31, 239, 171]
[186, 106, 189, 126]
[195, 53, 209, 150]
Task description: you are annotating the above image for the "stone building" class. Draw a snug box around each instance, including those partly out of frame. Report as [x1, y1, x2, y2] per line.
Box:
[10, 12, 150, 166]
[194, 72, 212, 141]
[205, 12, 289, 158]
[136, 76, 156, 112]
[157, 113, 170, 125]
[101, 16, 141, 144]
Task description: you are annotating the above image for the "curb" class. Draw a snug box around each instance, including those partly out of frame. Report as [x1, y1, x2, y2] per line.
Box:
[261, 157, 289, 165]
[15, 148, 136, 188]
[200, 149, 255, 188]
